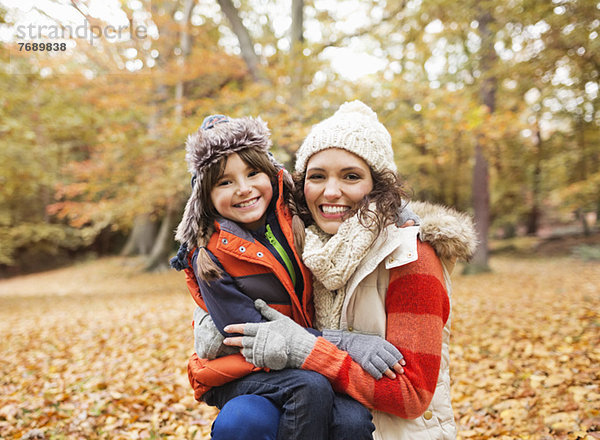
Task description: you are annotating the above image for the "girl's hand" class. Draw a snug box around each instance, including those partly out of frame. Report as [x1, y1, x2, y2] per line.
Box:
[193, 307, 238, 359]
[223, 300, 317, 370]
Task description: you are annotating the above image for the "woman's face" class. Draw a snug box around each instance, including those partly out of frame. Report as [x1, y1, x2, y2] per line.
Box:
[303, 148, 373, 234]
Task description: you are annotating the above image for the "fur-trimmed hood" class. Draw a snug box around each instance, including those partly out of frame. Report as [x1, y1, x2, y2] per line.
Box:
[411, 201, 478, 262]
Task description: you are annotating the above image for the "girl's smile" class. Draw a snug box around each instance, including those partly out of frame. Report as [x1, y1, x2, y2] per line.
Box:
[234, 196, 261, 208]
[211, 153, 273, 229]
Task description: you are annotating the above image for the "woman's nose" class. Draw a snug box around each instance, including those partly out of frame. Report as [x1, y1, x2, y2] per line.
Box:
[323, 179, 342, 199]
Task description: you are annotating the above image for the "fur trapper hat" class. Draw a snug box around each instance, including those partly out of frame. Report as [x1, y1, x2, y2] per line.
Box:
[172, 114, 280, 265]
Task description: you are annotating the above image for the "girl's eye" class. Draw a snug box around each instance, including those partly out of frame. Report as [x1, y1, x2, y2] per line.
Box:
[217, 179, 231, 187]
[248, 170, 260, 177]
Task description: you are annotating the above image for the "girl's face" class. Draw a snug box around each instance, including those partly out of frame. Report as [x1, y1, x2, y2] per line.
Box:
[303, 148, 373, 234]
[210, 153, 273, 230]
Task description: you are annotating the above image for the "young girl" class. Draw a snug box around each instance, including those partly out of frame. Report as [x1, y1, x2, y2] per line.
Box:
[170, 114, 404, 440]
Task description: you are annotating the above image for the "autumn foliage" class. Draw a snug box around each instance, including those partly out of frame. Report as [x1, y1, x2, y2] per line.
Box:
[1, 0, 599, 273]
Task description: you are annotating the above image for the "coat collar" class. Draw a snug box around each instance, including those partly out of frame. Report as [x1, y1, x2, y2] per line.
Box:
[343, 225, 419, 300]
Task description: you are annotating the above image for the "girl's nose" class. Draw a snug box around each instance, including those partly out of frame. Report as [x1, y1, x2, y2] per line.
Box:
[236, 179, 251, 195]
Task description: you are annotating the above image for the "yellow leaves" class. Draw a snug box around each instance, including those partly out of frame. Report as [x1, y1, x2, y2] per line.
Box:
[452, 256, 600, 439]
[1, 255, 598, 439]
[0, 257, 217, 439]
[544, 412, 580, 434]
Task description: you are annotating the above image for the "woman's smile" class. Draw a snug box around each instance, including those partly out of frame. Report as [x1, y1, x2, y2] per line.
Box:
[304, 148, 374, 234]
[319, 204, 351, 218]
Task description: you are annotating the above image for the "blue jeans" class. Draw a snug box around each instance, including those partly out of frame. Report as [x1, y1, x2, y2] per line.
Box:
[211, 394, 281, 440]
[205, 369, 374, 440]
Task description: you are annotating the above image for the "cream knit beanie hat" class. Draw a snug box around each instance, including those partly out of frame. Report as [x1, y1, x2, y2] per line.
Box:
[295, 100, 397, 175]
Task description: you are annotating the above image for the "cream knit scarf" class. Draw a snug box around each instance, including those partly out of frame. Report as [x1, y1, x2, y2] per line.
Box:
[302, 212, 378, 330]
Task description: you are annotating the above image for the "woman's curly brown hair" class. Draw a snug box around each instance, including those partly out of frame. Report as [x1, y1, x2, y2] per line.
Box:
[292, 166, 411, 235]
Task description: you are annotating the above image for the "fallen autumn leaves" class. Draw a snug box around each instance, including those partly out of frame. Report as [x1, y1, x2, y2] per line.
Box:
[0, 259, 217, 440]
[0, 256, 598, 439]
[450, 257, 599, 439]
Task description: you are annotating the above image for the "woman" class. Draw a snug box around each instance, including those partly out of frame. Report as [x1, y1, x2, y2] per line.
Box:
[191, 101, 476, 439]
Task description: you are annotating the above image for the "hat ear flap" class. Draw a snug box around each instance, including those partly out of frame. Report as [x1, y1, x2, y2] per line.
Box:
[175, 180, 203, 247]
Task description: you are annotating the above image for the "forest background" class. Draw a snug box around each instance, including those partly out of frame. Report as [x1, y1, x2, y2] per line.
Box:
[0, 0, 599, 439]
[0, 0, 598, 274]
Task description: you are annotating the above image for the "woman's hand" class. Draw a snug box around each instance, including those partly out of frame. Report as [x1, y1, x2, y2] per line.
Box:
[224, 300, 317, 370]
[322, 330, 405, 380]
[398, 202, 420, 227]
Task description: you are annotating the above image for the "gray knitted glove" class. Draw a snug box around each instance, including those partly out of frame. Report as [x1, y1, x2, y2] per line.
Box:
[398, 202, 421, 226]
[322, 329, 404, 380]
[193, 307, 238, 360]
[239, 299, 317, 370]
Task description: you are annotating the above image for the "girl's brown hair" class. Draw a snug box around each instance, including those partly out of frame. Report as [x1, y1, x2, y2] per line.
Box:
[292, 166, 411, 235]
[196, 148, 295, 281]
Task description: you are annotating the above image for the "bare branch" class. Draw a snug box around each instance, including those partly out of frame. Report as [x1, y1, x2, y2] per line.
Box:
[313, 1, 408, 55]
[216, 0, 263, 81]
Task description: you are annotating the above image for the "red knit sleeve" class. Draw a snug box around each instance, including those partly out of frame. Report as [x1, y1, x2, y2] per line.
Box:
[301, 241, 450, 419]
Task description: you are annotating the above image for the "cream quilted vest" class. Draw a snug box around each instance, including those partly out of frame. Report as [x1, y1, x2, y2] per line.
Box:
[340, 226, 458, 440]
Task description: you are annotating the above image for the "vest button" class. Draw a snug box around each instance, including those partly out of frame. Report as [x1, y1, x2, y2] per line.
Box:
[348, 326, 354, 332]
[222, 238, 228, 245]
[257, 252, 264, 257]
[239, 246, 246, 253]
[423, 410, 433, 420]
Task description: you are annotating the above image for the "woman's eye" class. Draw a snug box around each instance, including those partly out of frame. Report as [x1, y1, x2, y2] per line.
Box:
[345, 173, 361, 181]
[307, 173, 324, 180]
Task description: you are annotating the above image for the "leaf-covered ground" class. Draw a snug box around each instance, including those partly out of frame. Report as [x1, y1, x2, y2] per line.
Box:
[1, 256, 598, 439]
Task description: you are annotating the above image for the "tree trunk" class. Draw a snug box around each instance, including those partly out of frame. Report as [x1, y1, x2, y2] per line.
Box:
[145, 204, 177, 271]
[216, 0, 262, 81]
[291, 0, 304, 44]
[575, 209, 591, 236]
[121, 214, 157, 256]
[467, 140, 491, 272]
[175, 0, 195, 123]
[290, 0, 304, 103]
[465, 11, 495, 274]
[526, 121, 543, 236]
